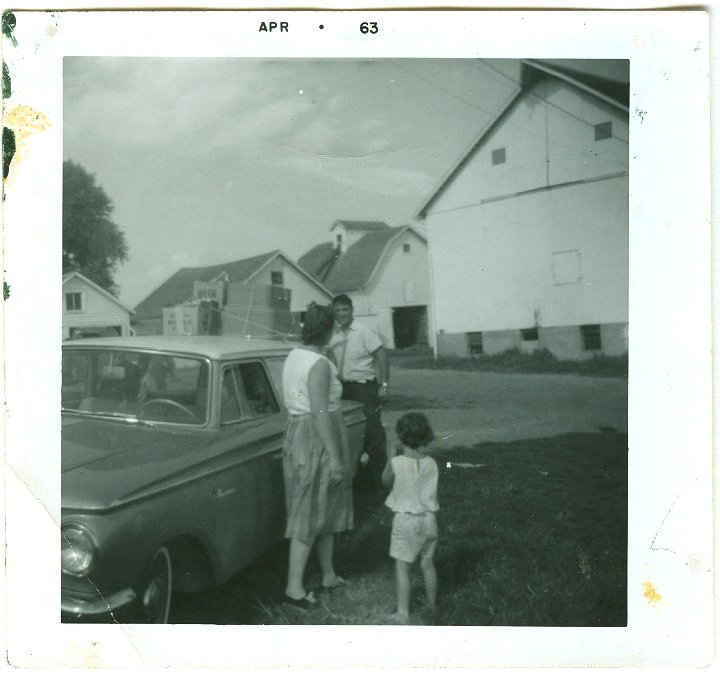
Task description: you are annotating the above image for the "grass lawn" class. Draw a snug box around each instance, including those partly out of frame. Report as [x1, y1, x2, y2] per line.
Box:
[173, 431, 627, 626]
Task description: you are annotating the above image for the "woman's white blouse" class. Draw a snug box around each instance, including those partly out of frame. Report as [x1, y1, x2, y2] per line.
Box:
[282, 348, 342, 415]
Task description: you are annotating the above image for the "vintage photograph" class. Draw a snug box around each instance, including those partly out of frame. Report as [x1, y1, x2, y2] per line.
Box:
[2, 8, 711, 669]
[60, 57, 629, 626]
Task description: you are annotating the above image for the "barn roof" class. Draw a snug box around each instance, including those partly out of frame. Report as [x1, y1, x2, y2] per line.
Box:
[415, 59, 629, 219]
[299, 225, 426, 293]
[134, 250, 280, 320]
[331, 220, 389, 233]
[297, 242, 339, 281]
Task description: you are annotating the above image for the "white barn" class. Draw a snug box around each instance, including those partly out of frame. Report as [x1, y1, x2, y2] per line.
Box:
[417, 60, 629, 360]
[62, 271, 134, 340]
[299, 221, 431, 349]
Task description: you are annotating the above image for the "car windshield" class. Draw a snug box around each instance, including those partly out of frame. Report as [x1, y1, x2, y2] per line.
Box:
[62, 349, 210, 425]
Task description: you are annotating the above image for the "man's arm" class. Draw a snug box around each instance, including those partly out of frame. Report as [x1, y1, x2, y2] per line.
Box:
[373, 346, 389, 402]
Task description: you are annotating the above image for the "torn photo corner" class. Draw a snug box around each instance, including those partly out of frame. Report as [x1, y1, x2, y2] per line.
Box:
[2, 6, 712, 670]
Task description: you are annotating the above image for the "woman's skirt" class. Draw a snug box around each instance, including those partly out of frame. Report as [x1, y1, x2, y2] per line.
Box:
[283, 410, 354, 541]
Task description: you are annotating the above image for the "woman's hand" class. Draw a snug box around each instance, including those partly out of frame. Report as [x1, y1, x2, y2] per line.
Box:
[387, 442, 401, 460]
[328, 459, 345, 485]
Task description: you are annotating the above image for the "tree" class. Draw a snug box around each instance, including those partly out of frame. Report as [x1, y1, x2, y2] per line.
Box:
[63, 160, 128, 296]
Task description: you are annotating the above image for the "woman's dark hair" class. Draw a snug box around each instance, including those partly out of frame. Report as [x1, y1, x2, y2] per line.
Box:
[301, 303, 335, 346]
[332, 293, 353, 308]
[396, 412, 435, 449]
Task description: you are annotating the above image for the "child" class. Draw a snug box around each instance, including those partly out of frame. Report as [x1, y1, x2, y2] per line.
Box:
[382, 412, 439, 624]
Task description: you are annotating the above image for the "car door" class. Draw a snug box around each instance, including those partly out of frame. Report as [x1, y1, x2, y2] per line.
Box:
[208, 359, 286, 580]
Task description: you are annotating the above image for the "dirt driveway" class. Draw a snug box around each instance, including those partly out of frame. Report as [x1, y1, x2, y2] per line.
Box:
[383, 368, 627, 448]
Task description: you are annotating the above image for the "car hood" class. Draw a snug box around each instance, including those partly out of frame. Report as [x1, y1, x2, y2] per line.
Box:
[61, 415, 225, 511]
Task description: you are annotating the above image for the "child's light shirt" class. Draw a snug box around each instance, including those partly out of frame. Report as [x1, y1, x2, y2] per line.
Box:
[385, 454, 439, 514]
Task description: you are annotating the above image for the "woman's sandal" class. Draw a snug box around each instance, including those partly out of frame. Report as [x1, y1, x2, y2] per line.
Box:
[284, 591, 317, 608]
[321, 575, 348, 591]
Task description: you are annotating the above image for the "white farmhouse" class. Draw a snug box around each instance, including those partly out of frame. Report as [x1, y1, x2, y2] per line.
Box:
[299, 220, 430, 348]
[417, 60, 629, 359]
[62, 271, 134, 340]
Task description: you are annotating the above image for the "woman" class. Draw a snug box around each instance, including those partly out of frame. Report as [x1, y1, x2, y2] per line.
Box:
[281, 303, 353, 606]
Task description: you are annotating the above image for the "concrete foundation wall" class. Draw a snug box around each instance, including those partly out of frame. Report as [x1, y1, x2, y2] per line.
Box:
[437, 322, 628, 360]
[436, 333, 469, 358]
[483, 330, 521, 355]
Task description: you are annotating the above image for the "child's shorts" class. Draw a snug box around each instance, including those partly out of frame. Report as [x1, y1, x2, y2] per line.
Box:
[390, 511, 438, 563]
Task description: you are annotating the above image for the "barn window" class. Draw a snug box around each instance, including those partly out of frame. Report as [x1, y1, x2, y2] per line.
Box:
[581, 324, 602, 351]
[65, 292, 83, 312]
[403, 243, 411, 253]
[467, 332, 483, 355]
[552, 250, 581, 285]
[270, 271, 284, 286]
[594, 121, 612, 141]
[520, 327, 538, 341]
[491, 147, 506, 165]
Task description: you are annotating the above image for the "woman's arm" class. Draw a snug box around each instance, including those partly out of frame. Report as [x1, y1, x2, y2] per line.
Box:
[307, 358, 344, 483]
[381, 458, 395, 488]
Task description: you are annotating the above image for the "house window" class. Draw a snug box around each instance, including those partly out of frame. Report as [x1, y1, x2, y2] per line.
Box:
[520, 327, 538, 341]
[65, 292, 83, 312]
[581, 324, 602, 351]
[270, 271, 284, 286]
[491, 148, 506, 165]
[594, 121, 612, 141]
[402, 243, 411, 253]
[467, 332, 483, 355]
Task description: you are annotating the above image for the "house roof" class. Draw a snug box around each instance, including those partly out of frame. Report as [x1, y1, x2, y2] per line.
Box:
[300, 225, 426, 293]
[415, 59, 629, 219]
[62, 271, 135, 314]
[134, 250, 332, 320]
[331, 220, 389, 233]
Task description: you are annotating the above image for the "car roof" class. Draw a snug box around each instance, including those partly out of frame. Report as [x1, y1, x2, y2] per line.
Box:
[62, 335, 296, 360]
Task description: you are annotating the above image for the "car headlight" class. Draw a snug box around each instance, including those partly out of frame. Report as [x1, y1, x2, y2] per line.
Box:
[61, 524, 97, 576]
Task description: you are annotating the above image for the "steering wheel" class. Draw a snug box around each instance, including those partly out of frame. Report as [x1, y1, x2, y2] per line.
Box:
[139, 398, 198, 422]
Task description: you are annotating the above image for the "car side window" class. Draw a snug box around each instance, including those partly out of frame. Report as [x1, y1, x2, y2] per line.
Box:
[238, 362, 280, 417]
[220, 367, 244, 424]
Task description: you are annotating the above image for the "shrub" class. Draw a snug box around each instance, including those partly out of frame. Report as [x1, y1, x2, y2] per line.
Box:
[391, 347, 628, 377]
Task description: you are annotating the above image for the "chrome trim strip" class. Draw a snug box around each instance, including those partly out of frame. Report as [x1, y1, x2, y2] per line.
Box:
[61, 588, 136, 615]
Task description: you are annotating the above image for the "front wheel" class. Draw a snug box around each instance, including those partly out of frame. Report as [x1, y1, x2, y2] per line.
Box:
[137, 546, 172, 623]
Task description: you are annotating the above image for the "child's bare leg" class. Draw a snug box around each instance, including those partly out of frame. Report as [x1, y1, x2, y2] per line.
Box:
[420, 556, 437, 610]
[394, 559, 411, 618]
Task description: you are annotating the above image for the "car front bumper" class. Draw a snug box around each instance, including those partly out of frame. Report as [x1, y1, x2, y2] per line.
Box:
[61, 587, 136, 619]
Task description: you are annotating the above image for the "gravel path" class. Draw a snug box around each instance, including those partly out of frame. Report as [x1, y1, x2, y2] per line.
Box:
[382, 368, 628, 448]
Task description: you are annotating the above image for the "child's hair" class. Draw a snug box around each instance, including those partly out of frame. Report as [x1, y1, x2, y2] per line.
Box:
[396, 412, 435, 449]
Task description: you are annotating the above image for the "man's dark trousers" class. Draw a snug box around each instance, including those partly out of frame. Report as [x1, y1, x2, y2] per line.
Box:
[341, 379, 386, 489]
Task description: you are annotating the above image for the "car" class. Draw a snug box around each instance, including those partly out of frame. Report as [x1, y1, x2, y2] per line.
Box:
[61, 335, 365, 623]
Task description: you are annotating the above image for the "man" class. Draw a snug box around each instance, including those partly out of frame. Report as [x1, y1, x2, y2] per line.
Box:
[327, 294, 390, 491]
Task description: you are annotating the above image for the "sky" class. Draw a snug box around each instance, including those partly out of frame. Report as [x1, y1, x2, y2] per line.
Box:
[63, 58, 628, 308]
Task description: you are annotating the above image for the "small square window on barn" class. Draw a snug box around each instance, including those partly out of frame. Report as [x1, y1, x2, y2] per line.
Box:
[580, 324, 602, 351]
[402, 243, 411, 253]
[491, 147, 506, 165]
[467, 331, 483, 355]
[520, 327, 539, 341]
[270, 271, 284, 286]
[594, 121, 612, 141]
